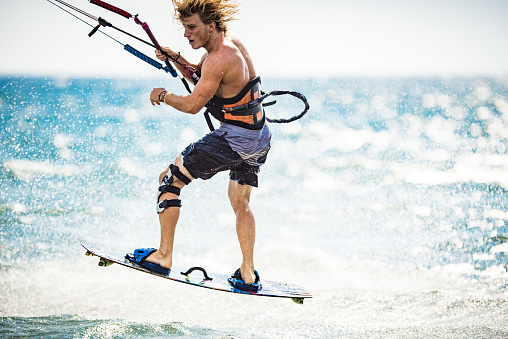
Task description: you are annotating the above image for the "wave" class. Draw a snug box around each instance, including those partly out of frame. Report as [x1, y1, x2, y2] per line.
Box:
[0, 315, 223, 339]
[2, 160, 84, 181]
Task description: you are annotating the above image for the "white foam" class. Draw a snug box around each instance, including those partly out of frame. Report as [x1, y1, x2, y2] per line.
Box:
[424, 115, 460, 145]
[473, 253, 495, 261]
[475, 85, 492, 101]
[445, 106, 467, 120]
[495, 98, 508, 122]
[179, 127, 198, 146]
[123, 108, 139, 123]
[483, 209, 508, 220]
[12, 203, 27, 213]
[279, 120, 302, 135]
[58, 148, 74, 160]
[399, 165, 508, 189]
[53, 134, 75, 160]
[53, 134, 73, 148]
[490, 243, 508, 254]
[470, 123, 483, 137]
[423, 93, 453, 109]
[487, 117, 508, 140]
[117, 158, 148, 179]
[4, 159, 82, 180]
[477, 106, 492, 120]
[393, 150, 508, 189]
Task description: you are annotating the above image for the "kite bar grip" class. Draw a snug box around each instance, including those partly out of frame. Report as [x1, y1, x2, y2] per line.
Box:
[124, 44, 175, 75]
[181, 267, 213, 281]
[90, 0, 132, 19]
[134, 15, 178, 78]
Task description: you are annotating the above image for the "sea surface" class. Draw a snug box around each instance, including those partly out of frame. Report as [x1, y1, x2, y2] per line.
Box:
[1, 75, 507, 338]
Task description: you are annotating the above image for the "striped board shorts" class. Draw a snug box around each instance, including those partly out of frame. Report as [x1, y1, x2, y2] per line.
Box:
[181, 123, 271, 187]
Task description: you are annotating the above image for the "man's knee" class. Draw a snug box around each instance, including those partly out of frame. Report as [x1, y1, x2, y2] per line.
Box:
[228, 181, 252, 213]
[229, 195, 247, 212]
[160, 156, 193, 186]
[159, 168, 170, 185]
[156, 158, 193, 214]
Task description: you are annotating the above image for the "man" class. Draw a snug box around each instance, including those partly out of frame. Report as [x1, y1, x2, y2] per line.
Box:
[126, 0, 271, 291]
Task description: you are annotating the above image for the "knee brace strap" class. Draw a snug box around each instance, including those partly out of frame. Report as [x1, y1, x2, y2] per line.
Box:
[156, 164, 192, 214]
[157, 199, 182, 211]
[169, 164, 192, 185]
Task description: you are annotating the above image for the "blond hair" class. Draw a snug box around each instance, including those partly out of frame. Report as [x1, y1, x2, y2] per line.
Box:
[172, 0, 239, 34]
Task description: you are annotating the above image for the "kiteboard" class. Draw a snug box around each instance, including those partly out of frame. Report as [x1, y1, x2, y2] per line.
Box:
[82, 243, 312, 304]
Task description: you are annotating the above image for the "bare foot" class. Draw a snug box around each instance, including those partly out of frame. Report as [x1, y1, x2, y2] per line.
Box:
[240, 267, 257, 285]
[144, 249, 172, 269]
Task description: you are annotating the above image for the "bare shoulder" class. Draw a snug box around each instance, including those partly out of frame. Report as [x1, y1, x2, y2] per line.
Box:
[228, 34, 257, 79]
[200, 36, 254, 98]
[201, 48, 231, 77]
[228, 34, 247, 53]
[202, 41, 242, 75]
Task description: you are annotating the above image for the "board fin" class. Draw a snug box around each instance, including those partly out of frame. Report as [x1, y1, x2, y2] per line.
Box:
[98, 257, 114, 267]
[291, 297, 304, 305]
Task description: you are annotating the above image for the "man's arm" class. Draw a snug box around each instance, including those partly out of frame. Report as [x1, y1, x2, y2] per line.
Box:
[150, 53, 225, 114]
[156, 47, 204, 81]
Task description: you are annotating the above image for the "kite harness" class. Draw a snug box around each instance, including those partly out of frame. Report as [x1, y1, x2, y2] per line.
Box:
[47, 0, 310, 131]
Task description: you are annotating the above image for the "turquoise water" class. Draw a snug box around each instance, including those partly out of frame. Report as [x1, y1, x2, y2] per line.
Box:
[1, 76, 508, 338]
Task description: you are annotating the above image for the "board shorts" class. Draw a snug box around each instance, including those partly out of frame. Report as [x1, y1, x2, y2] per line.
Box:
[181, 131, 269, 187]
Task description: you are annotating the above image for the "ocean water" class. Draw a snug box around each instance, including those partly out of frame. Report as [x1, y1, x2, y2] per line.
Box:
[1, 75, 507, 338]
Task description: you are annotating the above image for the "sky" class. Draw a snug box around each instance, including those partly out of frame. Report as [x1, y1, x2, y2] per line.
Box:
[1, 0, 508, 78]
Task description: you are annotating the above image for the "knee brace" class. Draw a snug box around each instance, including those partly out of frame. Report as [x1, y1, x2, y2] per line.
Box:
[156, 164, 192, 213]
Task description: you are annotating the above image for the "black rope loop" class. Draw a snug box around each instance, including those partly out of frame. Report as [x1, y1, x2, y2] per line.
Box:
[265, 90, 310, 124]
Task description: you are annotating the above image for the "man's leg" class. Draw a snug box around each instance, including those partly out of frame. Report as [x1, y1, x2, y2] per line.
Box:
[228, 179, 257, 285]
[145, 155, 193, 269]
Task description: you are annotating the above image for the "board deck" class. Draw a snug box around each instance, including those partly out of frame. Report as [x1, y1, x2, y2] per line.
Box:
[82, 243, 312, 304]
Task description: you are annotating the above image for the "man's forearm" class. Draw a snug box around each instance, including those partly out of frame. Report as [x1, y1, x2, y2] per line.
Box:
[163, 92, 201, 114]
[163, 50, 200, 82]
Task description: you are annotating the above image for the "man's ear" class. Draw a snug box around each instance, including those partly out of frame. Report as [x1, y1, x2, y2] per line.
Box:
[208, 21, 216, 33]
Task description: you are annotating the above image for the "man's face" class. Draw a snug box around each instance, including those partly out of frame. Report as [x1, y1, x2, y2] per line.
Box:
[181, 14, 214, 50]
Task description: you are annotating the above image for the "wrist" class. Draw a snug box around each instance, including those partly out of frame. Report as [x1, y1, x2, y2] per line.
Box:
[158, 91, 167, 103]
[162, 90, 172, 105]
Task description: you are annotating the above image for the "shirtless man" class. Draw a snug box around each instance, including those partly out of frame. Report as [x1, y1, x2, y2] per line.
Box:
[126, 0, 271, 291]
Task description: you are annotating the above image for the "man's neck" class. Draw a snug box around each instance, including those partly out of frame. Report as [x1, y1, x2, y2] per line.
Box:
[204, 31, 224, 54]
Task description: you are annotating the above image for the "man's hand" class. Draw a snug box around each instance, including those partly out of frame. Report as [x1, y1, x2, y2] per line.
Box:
[150, 87, 167, 106]
[155, 47, 176, 62]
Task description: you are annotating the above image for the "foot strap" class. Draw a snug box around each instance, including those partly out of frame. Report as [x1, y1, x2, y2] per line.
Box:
[228, 268, 261, 292]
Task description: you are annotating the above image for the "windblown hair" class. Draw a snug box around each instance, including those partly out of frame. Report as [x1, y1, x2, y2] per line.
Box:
[172, 0, 239, 34]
